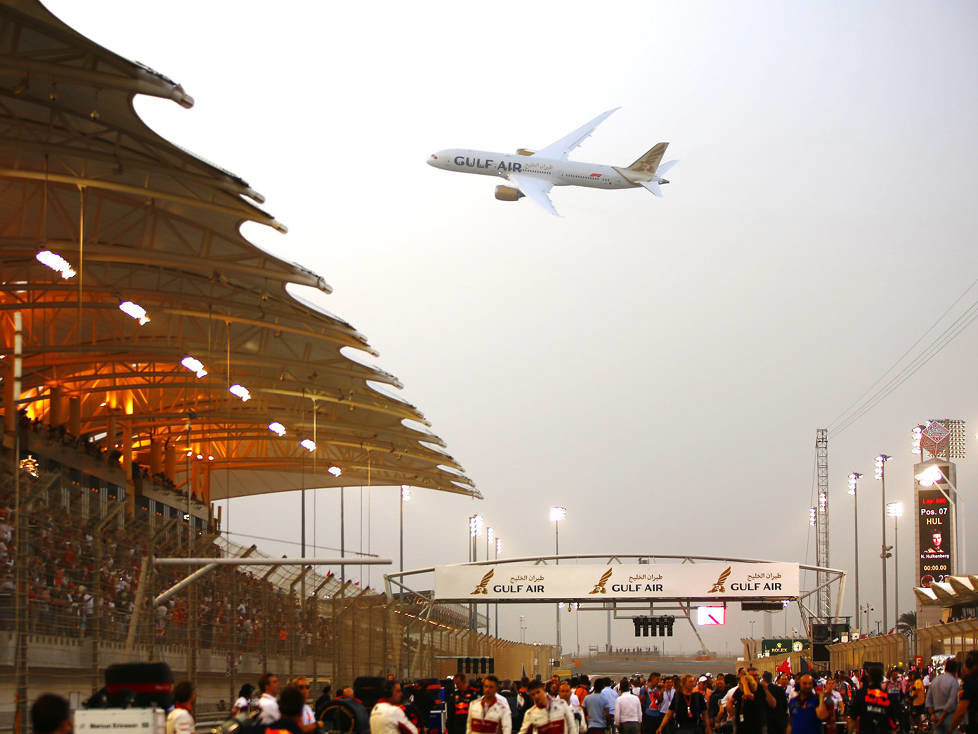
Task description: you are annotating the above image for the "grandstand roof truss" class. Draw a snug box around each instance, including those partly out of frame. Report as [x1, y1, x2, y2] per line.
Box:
[0, 0, 478, 501]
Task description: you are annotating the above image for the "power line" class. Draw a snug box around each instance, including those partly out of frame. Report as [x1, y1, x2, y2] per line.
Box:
[220, 530, 379, 557]
[827, 275, 978, 437]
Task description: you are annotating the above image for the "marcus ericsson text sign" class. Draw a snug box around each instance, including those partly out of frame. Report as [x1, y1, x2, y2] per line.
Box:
[433, 563, 800, 601]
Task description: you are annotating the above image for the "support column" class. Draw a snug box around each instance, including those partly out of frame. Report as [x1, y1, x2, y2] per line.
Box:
[69, 397, 81, 437]
[49, 386, 64, 427]
[164, 443, 176, 482]
[150, 438, 162, 476]
[122, 420, 134, 515]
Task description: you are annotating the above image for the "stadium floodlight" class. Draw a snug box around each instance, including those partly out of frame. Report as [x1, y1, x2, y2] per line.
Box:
[118, 301, 150, 325]
[809, 506, 817, 527]
[35, 250, 76, 279]
[181, 356, 207, 378]
[469, 514, 484, 538]
[496, 537, 502, 555]
[848, 472, 862, 495]
[268, 422, 286, 436]
[915, 464, 943, 487]
[299, 438, 316, 452]
[327, 465, 342, 477]
[874, 454, 890, 480]
[549, 506, 567, 523]
[401, 485, 411, 502]
[487, 526, 494, 544]
[887, 501, 904, 518]
[228, 384, 251, 402]
[912, 424, 924, 454]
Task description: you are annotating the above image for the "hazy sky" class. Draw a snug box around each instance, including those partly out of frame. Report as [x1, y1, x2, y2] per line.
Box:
[47, 0, 978, 652]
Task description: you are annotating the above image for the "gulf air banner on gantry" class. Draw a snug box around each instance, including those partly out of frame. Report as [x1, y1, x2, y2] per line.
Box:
[433, 563, 800, 601]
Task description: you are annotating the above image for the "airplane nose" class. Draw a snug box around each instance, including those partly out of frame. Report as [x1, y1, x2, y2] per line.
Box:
[427, 153, 440, 168]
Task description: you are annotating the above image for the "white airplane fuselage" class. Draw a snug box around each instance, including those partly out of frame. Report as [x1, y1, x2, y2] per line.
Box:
[428, 148, 638, 190]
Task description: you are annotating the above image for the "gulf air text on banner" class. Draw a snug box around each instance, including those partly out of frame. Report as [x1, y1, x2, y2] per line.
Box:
[433, 563, 800, 602]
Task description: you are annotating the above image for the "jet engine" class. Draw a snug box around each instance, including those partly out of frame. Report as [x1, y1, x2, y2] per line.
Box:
[494, 185, 524, 201]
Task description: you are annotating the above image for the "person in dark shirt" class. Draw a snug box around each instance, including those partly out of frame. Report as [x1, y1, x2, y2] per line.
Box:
[787, 674, 833, 734]
[846, 667, 897, 734]
[727, 669, 766, 734]
[708, 675, 733, 731]
[657, 675, 710, 734]
[760, 671, 788, 734]
[949, 650, 978, 734]
[267, 686, 307, 734]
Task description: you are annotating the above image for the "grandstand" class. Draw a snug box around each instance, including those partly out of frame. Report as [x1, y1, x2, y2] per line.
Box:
[0, 0, 555, 728]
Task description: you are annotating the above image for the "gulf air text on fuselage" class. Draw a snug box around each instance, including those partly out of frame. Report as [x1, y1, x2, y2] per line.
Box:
[453, 153, 523, 174]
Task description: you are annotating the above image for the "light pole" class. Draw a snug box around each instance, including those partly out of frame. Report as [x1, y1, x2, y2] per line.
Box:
[874, 454, 892, 633]
[520, 615, 526, 644]
[887, 501, 904, 623]
[468, 514, 483, 630]
[860, 602, 873, 634]
[550, 506, 566, 661]
[848, 472, 862, 628]
[399, 486, 411, 573]
[749, 620, 756, 656]
[494, 537, 502, 638]
[486, 527, 493, 636]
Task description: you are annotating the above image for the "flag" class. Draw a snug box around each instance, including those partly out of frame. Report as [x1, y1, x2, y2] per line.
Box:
[522, 664, 527, 679]
[777, 659, 792, 675]
[800, 657, 810, 674]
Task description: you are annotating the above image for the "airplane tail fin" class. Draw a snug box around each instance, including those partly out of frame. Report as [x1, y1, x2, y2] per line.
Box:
[624, 142, 669, 180]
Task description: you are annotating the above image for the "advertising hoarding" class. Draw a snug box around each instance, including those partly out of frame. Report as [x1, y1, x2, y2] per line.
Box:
[433, 562, 800, 601]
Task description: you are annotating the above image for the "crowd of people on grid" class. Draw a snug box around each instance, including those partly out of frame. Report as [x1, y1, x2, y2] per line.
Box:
[24, 651, 977, 734]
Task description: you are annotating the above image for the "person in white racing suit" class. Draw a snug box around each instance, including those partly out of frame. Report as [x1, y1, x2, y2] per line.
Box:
[468, 676, 512, 734]
[370, 682, 419, 734]
[518, 681, 575, 734]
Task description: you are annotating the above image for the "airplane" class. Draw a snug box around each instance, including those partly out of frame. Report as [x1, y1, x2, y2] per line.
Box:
[426, 108, 676, 216]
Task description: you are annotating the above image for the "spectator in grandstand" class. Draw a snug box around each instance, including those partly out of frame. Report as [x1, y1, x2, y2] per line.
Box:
[267, 685, 307, 734]
[30, 693, 72, 734]
[166, 681, 196, 734]
[258, 673, 282, 724]
[370, 681, 418, 734]
[926, 659, 959, 734]
[291, 677, 317, 732]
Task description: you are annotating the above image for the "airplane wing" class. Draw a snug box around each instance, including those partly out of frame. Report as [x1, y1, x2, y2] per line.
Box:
[533, 107, 620, 160]
[508, 173, 558, 216]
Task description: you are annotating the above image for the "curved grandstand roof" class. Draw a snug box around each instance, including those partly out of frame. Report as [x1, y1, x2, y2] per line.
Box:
[0, 0, 478, 498]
